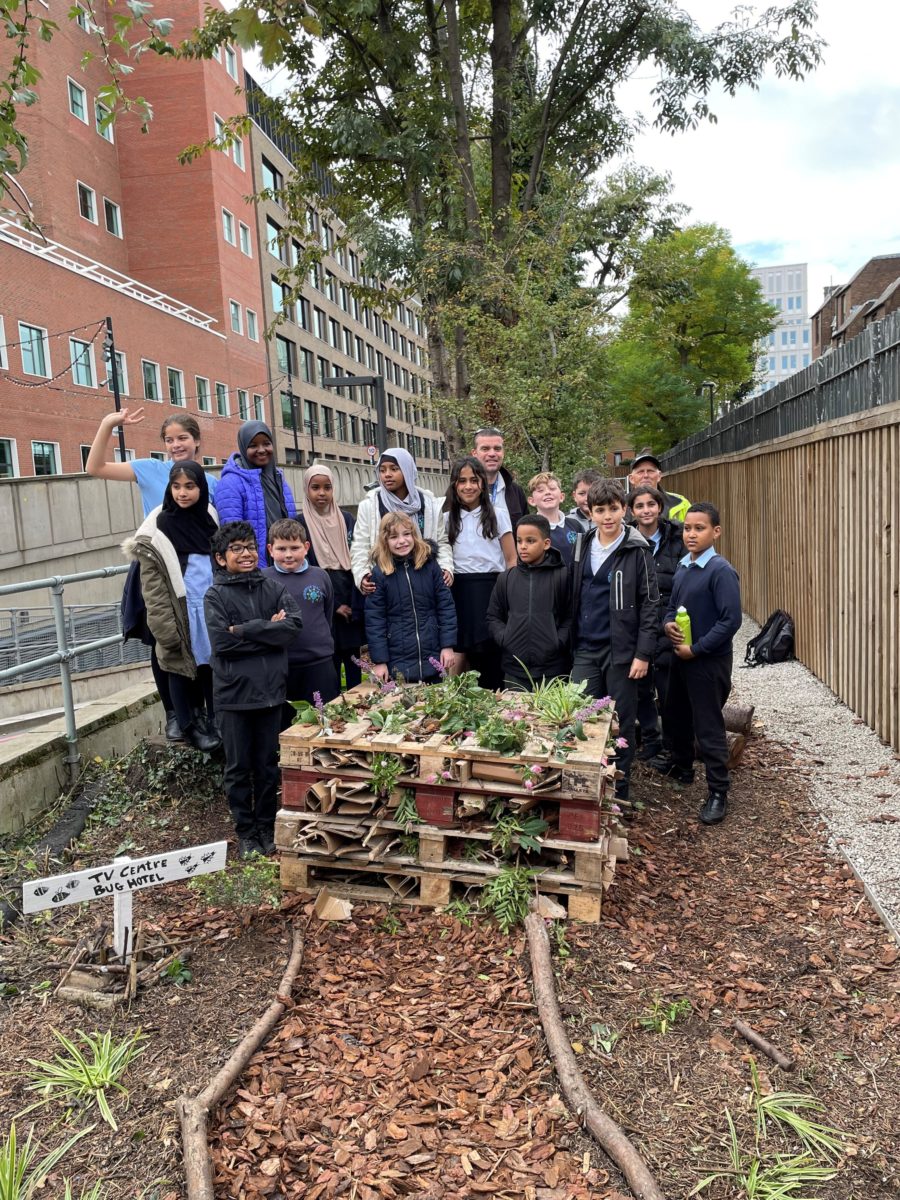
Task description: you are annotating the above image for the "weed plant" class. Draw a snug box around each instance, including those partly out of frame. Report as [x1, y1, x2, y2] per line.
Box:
[26, 1028, 146, 1131]
[639, 995, 692, 1034]
[189, 856, 281, 916]
[0, 1122, 93, 1200]
[479, 866, 536, 933]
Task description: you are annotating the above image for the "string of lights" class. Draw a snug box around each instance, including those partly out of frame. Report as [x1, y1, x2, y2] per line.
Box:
[0, 318, 106, 353]
[1, 323, 106, 388]
[1, 371, 288, 408]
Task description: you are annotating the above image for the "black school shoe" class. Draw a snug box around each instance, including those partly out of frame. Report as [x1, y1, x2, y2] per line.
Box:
[257, 825, 277, 855]
[699, 791, 728, 825]
[649, 755, 695, 785]
[165, 711, 185, 742]
[238, 833, 264, 859]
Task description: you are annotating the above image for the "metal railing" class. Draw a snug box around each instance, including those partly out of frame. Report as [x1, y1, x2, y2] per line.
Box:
[661, 308, 900, 471]
[0, 566, 147, 782]
[0, 603, 151, 683]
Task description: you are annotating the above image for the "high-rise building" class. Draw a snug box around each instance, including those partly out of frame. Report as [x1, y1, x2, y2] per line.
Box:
[749, 262, 812, 395]
[0, 0, 440, 480]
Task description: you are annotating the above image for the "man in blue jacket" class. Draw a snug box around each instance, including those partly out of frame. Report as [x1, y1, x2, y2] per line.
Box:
[661, 502, 742, 825]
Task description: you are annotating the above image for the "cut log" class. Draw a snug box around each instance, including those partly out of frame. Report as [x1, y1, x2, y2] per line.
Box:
[525, 914, 665, 1199]
[733, 1018, 795, 1070]
[726, 732, 747, 768]
[723, 702, 755, 735]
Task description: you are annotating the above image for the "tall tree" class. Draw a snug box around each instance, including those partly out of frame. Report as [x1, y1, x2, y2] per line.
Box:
[608, 223, 777, 450]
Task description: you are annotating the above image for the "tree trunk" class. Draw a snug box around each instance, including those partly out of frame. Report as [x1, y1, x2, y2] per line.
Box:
[442, 0, 480, 232]
[490, 0, 513, 239]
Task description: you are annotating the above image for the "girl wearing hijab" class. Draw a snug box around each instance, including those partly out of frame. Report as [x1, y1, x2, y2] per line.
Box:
[215, 420, 296, 565]
[122, 462, 221, 752]
[350, 447, 454, 596]
[298, 464, 366, 689]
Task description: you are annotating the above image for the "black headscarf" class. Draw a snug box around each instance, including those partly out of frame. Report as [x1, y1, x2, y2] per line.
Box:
[157, 461, 217, 569]
[237, 420, 287, 536]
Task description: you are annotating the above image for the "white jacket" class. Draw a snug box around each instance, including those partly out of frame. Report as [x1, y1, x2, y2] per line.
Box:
[350, 488, 454, 588]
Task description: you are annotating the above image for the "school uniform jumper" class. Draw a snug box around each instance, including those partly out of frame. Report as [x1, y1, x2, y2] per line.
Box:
[663, 548, 742, 792]
[635, 517, 685, 753]
[262, 562, 340, 722]
[486, 547, 572, 689]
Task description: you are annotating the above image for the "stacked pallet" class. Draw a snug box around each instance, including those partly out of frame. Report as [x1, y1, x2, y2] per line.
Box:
[275, 688, 626, 923]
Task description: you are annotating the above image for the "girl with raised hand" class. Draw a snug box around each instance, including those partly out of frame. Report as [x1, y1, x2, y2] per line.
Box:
[443, 456, 516, 688]
[350, 447, 453, 595]
[215, 420, 296, 566]
[122, 461, 220, 752]
[364, 513, 456, 684]
[298, 464, 366, 690]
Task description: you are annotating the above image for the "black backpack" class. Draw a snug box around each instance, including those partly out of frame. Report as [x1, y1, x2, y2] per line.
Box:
[743, 609, 794, 668]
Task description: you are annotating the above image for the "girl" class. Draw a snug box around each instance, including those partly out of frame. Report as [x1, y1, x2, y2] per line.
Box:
[350, 447, 453, 594]
[86, 407, 218, 742]
[215, 420, 296, 565]
[122, 462, 221, 752]
[443, 456, 516, 688]
[364, 513, 457, 684]
[298, 464, 366, 689]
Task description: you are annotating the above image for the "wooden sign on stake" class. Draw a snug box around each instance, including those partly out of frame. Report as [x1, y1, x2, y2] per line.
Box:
[22, 841, 227, 963]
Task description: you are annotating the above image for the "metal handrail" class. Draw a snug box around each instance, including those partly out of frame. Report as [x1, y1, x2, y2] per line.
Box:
[0, 565, 138, 782]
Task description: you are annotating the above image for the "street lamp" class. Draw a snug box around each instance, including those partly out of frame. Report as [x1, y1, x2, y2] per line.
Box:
[321, 374, 387, 454]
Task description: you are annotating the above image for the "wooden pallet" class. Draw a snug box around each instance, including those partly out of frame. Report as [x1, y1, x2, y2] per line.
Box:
[279, 855, 604, 924]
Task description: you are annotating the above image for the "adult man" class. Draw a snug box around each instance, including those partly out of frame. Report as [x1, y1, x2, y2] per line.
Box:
[628, 449, 690, 523]
[471, 427, 528, 527]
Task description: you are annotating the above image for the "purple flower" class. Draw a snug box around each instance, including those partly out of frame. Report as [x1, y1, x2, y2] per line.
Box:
[597, 696, 613, 708]
[313, 691, 325, 714]
[428, 655, 447, 679]
[381, 679, 397, 694]
[615, 736, 628, 749]
[610, 803, 622, 815]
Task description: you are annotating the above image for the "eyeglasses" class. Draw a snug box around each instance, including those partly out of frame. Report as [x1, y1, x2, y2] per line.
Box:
[225, 543, 257, 555]
[473, 427, 504, 440]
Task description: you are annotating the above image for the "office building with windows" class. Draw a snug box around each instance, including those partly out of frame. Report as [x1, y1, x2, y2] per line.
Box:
[0, 0, 439, 480]
[749, 262, 812, 394]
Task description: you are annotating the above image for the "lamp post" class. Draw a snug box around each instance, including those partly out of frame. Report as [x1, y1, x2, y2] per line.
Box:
[701, 380, 717, 425]
[321, 374, 386, 451]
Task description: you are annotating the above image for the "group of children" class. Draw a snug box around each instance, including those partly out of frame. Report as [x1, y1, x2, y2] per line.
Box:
[127, 449, 741, 857]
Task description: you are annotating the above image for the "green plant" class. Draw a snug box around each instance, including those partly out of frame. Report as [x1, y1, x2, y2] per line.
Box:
[26, 1028, 146, 1131]
[638, 995, 692, 1034]
[370, 753, 406, 798]
[393, 789, 421, 828]
[63, 1185, 105, 1200]
[419, 670, 499, 734]
[399, 833, 419, 857]
[589, 1022, 619, 1055]
[189, 856, 281, 916]
[378, 909, 401, 935]
[475, 713, 529, 756]
[549, 920, 570, 959]
[369, 706, 410, 734]
[444, 898, 475, 926]
[490, 813, 548, 858]
[750, 1061, 847, 1163]
[462, 840, 485, 863]
[522, 673, 590, 725]
[0, 1122, 94, 1200]
[479, 866, 536, 933]
[161, 957, 192, 987]
[290, 700, 319, 725]
[690, 1111, 836, 1198]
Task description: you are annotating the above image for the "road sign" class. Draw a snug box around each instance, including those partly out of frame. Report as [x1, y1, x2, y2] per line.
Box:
[23, 840, 228, 962]
[367, 445, 378, 458]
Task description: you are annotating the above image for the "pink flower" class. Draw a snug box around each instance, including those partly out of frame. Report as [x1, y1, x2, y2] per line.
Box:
[610, 803, 622, 815]
[615, 737, 628, 749]
[441, 770, 452, 780]
[425, 773, 438, 784]
[524, 780, 534, 790]
[531, 764, 543, 775]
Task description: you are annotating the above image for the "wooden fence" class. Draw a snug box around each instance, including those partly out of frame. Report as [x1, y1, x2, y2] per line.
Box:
[664, 401, 900, 752]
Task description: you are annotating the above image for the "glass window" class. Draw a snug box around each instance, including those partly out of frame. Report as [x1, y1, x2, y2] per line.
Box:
[262, 157, 283, 193]
[787, 296, 794, 311]
[167, 367, 185, 405]
[103, 198, 122, 237]
[280, 390, 295, 428]
[304, 399, 318, 434]
[229, 300, 242, 334]
[0, 438, 18, 478]
[32, 441, 60, 476]
[789, 331, 797, 345]
[142, 359, 161, 401]
[322, 406, 334, 438]
[222, 208, 236, 244]
[215, 382, 229, 416]
[781, 332, 788, 347]
[196, 376, 211, 413]
[232, 138, 244, 169]
[317, 356, 329, 387]
[803, 329, 809, 344]
[790, 354, 797, 369]
[297, 297, 310, 330]
[95, 100, 113, 142]
[349, 415, 359, 443]
[68, 79, 87, 121]
[19, 323, 48, 376]
[300, 348, 312, 383]
[802, 354, 810, 367]
[253, 393, 263, 420]
[74, 4, 88, 29]
[328, 317, 339, 348]
[246, 309, 258, 341]
[70, 337, 96, 387]
[239, 222, 251, 256]
[77, 182, 96, 222]
[325, 271, 336, 302]
[796, 295, 802, 308]
[276, 335, 296, 376]
[314, 308, 326, 340]
[109, 349, 127, 394]
[224, 44, 237, 80]
[238, 389, 250, 420]
[781, 356, 788, 370]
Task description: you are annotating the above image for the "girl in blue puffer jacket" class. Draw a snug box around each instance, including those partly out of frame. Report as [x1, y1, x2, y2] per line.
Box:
[215, 421, 296, 566]
[365, 513, 457, 684]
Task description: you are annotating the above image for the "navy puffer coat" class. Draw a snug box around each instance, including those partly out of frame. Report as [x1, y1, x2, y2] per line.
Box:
[364, 544, 457, 682]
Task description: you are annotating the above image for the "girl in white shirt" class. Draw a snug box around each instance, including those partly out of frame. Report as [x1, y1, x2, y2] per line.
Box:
[444, 456, 516, 688]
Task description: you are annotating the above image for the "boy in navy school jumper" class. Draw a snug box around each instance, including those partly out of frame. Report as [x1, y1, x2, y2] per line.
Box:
[527, 471, 582, 566]
[662, 502, 742, 825]
[263, 518, 340, 728]
[571, 479, 659, 802]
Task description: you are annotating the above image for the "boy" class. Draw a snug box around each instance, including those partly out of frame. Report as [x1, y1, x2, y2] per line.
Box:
[487, 514, 571, 690]
[571, 479, 659, 802]
[567, 468, 602, 533]
[527, 472, 582, 565]
[661, 502, 742, 825]
[205, 521, 303, 858]
[626, 484, 685, 761]
[263, 518, 340, 728]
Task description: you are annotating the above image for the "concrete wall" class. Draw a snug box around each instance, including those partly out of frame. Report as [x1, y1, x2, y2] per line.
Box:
[0, 464, 450, 604]
[1, 662, 153, 725]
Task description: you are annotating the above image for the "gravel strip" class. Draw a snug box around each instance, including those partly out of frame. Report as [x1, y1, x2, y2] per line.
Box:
[730, 615, 900, 937]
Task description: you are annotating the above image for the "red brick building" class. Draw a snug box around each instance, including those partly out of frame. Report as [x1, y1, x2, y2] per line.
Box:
[810, 253, 900, 360]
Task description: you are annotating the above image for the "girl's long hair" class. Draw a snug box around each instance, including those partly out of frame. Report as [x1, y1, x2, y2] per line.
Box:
[443, 456, 499, 545]
[371, 512, 430, 574]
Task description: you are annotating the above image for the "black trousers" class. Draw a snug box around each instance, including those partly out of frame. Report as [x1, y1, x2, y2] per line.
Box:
[150, 645, 173, 712]
[571, 647, 637, 799]
[665, 652, 733, 792]
[168, 665, 214, 732]
[219, 706, 282, 837]
[281, 658, 341, 731]
[636, 651, 673, 750]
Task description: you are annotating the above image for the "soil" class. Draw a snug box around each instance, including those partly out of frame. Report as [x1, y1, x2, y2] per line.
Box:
[0, 734, 898, 1199]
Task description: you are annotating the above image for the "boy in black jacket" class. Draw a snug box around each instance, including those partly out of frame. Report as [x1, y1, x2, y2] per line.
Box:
[205, 521, 303, 858]
[263, 518, 339, 727]
[486, 514, 571, 689]
[572, 480, 659, 802]
[662, 502, 742, 826]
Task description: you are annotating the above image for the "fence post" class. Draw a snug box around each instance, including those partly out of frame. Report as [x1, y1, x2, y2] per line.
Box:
[49, 580, 81, 784]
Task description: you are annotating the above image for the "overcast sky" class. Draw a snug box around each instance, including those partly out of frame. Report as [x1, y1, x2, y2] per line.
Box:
[615, 0, 900, 314]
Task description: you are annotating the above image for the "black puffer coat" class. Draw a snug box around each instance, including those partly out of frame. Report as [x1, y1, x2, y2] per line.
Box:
[364, 544, 457, 682]
[486, 547, 572, 676]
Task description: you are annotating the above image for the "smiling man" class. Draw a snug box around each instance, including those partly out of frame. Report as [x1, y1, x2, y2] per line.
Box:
[628, 449, 690, 523]
[471, 427, 528, 527]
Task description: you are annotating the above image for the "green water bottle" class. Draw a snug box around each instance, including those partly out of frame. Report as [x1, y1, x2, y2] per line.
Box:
[675, 605, 692, 648]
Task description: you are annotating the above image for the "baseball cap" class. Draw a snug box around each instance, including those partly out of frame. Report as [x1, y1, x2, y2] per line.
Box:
[631, 448, 661, 469]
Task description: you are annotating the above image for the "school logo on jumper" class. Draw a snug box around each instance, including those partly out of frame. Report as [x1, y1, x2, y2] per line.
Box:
[303, 584, 325, 603]
[566, 530, 578, 544]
